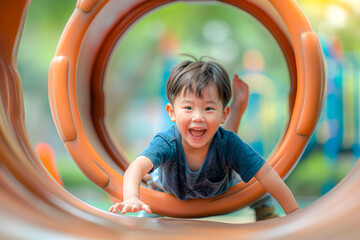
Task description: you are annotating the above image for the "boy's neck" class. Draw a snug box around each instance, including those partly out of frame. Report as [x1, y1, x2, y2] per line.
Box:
[181, 141, 211, 172]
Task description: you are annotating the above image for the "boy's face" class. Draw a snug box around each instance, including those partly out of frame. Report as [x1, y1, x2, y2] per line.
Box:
[166, 84, 230, 152]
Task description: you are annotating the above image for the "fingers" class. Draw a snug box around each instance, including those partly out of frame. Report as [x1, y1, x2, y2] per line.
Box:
[131, 205, 139, 212]
[142, 204, 152, 214]
[109, 202, 133, 214]
[121, 204, 132, 214]
[109, 202, 124, 213]
[109, 202, 151, 214]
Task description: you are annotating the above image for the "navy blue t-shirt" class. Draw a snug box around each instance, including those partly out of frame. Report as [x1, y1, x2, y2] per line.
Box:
[139, 125, 265, 200]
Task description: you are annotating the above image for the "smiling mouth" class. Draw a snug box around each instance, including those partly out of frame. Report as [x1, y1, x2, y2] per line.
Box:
[189, 128, 206, 138]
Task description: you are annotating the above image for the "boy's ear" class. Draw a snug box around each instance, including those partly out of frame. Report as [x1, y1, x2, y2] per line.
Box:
[166, 103, 176, 122]
[221, 106, 230, 124]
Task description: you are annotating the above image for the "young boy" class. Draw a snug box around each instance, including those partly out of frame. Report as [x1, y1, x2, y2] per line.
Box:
[109, 56, 300, 219]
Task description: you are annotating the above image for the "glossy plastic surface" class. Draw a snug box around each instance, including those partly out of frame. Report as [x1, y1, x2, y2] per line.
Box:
[2, 0, 360, 239]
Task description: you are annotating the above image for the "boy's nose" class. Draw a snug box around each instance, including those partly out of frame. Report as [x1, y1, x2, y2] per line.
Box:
[192, 111, 205, 122]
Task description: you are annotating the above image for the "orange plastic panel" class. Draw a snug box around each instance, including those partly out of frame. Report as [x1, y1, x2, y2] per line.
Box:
[297, 32, 325, 136]
[35, 142, 64, 186]
[77, 0, 98, 13]
[49, 56, 77, 142]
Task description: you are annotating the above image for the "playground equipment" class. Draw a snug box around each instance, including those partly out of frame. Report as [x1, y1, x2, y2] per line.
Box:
[1, 0, 360, 239]
[49, 0, 324, 218]
[35, 142, 64, 186]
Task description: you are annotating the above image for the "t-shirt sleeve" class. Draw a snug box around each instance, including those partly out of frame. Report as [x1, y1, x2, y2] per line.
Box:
[229, 133, 265, 183]
[138, 135, 173, 174]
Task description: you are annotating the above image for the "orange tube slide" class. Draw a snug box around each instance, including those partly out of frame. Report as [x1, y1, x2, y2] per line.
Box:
[1, 0, 360, 239]
[49, 0, 324, 217]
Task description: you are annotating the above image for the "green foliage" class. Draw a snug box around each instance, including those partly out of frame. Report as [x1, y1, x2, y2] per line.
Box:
[286, 150, 355, 196]
[287, 151, 329, 196]
[57, 155, 114, 210]
[57, 155, 94, 187]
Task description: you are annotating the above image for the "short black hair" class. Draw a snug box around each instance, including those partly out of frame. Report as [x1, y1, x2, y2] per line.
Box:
[166, 54, 231, 108]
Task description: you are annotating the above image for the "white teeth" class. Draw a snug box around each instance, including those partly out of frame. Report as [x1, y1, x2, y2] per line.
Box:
[189, 128, 206, 138]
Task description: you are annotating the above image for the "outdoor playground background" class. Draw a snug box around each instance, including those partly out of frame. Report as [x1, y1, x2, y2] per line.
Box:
[18, 0, 360, 220]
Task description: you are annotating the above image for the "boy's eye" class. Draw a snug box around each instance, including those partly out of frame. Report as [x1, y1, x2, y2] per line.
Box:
[205, 107, 214, 111]
[185, 106, 192, 110]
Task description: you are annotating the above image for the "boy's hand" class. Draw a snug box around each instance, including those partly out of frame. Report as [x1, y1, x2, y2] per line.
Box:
[109, 198, 152, 214]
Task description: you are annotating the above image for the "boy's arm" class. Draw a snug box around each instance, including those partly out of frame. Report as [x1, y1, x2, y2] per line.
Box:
[254, 162, 300, 215]
[109, 156, 154, 214]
